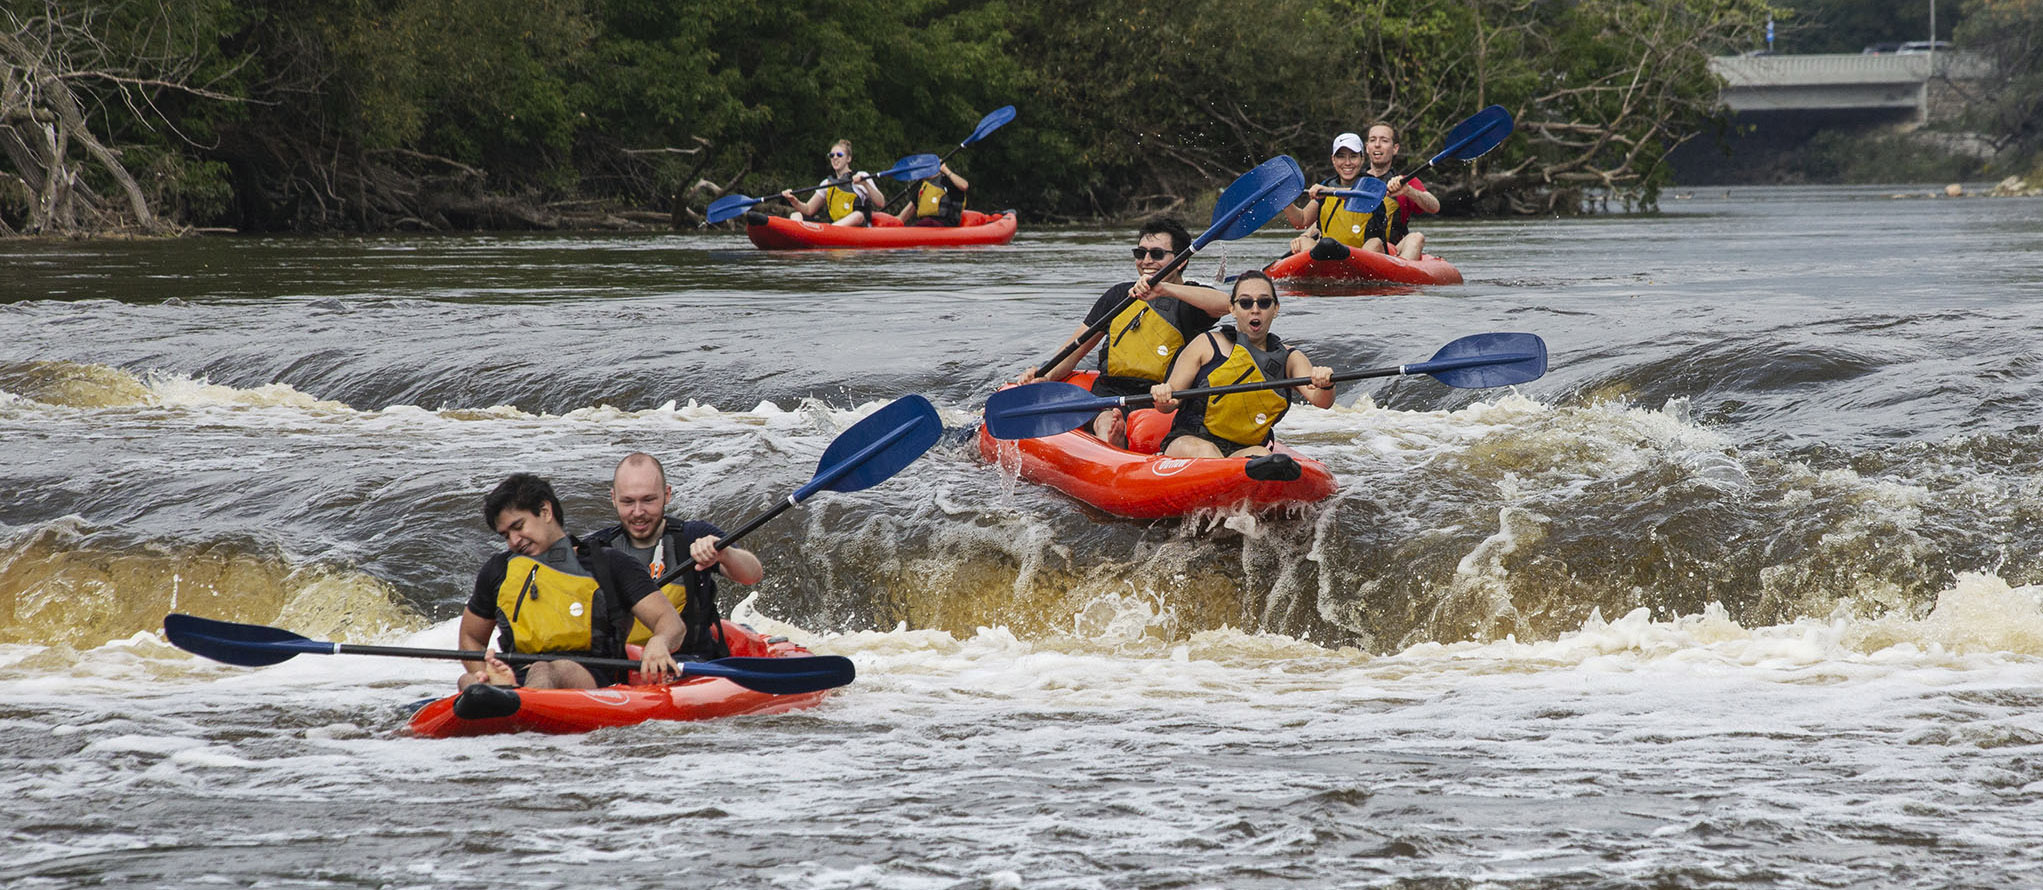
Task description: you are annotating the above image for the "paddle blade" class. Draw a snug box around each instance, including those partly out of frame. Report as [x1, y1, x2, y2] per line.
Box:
[1343, 178, 1389, 214]
[984, 381, 1113, 440]
[1193, 155, 1306, 250]
[1408, 332, 1548, 388]
[706, 193, 765, 225]
[1429, 105, 1514, 166]
[963, 105, 1016, 146]
[164, 613, 326, 667]
[880, 154, 942, 182]
[801, 394, 943, 498]
[683, 655, 856, 695]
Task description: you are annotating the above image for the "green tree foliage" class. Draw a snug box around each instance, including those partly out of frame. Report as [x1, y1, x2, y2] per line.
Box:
[1954, 0, 2042, 173]
[3, 0, 1805, 232]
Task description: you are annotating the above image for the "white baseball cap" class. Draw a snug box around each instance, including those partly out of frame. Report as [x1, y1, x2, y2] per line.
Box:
[1331, 132, 1363, 155]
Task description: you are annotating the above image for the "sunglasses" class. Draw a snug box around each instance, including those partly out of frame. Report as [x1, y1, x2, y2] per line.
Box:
[828, 151, 847, 158]
[1234, 297, 1276, 310]
[1130, 247, 1173, 261]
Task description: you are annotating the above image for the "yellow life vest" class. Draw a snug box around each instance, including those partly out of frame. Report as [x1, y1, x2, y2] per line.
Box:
[825, 181, 862, 222]
[1317, 177, 1391, 248]
[493, 554, 618, 656]
[625, 536, 689, 646]
[1187, 331, 1293, 446]
[1103, 298, 1185, 382]
[915, 180, 963, 218]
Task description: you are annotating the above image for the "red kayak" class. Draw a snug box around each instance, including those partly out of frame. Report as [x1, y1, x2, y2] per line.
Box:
[1264, 242, 1462, 285]
[977, 373, 1337, 519]
[407, 621, 833, 737]
[746, 209, 1018, 250]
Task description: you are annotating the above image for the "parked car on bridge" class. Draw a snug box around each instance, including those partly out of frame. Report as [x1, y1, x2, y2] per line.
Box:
[1897, 41, 1952, 54]
[1863, 42, 1902, 54]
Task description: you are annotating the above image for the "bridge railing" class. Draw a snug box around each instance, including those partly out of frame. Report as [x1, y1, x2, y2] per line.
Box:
[1710, 52, 1992, 86]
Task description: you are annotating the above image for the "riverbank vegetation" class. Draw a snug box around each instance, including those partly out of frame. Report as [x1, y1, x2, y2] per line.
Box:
[0, 0, 1908, 236]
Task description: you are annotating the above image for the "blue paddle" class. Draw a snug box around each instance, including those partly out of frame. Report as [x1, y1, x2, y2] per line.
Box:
[884, 105, 1017, 217]
[947, 105, 1016, 161]
[1394, 104, 1515, 183]
[659, 393, 943, 584]
[986, 332, 1547, 440]
[1026, 155, 1306, 379]
[1323, 178, 1391, 214]
[162, 613, 855, 695]
[705, 154, 945, 225]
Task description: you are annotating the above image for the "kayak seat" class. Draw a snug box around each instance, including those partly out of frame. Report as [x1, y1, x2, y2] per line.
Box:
[1309, 237, 1350, 262]
[1244, 453, 1302, 482]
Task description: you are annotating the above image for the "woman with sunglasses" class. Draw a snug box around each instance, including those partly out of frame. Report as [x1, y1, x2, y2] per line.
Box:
[1018, 217, 1230, 449]
[1148, 271, 1336, 461]
[780, 139, 887, 227]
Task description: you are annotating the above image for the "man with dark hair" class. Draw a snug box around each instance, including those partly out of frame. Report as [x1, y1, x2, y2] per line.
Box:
[584, 452, 763, 660]
[457, 472, 686, 690]
[1018, 218, 1230, 449]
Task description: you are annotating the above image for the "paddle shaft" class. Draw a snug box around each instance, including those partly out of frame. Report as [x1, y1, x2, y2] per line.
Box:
[1004, 352, 1540, 421]
[321, 640, 640, 670]
[650, 407, 933, 588]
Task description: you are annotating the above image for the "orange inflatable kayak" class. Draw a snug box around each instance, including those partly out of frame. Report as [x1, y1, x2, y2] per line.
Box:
[977, 373, 1337, 519]
[1264, 242, 1462, 285]
[745, 209, 1018, 250]
[407, 621, 833, 737]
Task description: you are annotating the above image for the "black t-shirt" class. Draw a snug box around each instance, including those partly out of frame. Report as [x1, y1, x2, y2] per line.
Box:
[465, 536, 661, 655]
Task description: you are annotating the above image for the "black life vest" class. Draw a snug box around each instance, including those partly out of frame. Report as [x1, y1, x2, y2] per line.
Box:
[584, 522, 730, 659]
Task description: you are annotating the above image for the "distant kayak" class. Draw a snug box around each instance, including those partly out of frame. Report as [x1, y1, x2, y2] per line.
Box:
[1264, 241, 1462, 285]
[407, 621, 834, 737]
[746, 209, 1018, 250]
[977, 373, 1337, 519]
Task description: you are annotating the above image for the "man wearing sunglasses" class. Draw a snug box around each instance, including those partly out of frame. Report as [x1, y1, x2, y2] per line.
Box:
[781, 139, 887, 227]
[1019, 218, 1230, 449]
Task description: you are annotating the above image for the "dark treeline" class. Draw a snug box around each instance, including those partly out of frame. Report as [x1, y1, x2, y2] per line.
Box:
[0, 0, 1897, 236]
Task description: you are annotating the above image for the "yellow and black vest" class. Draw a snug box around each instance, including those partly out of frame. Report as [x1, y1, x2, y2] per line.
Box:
[1174, 330, 1295, 447]
[490, 541, 625, 659]
[824, 179, 866, 223]
[1101, 297, 1187, 383]
[914, 178, 966, 225]
[1317, 175, 1391, 248]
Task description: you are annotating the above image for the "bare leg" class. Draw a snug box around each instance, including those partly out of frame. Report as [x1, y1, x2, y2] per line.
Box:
[1163, 435, 1226, 458]
[1361, 237, 1388, 255]
[833, 210, 868, 227]
[522, 660, 600, 690]
[1397, 231, 1426, 260]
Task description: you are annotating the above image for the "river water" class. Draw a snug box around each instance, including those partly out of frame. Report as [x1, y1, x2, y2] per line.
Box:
[4, 184, 2041, 888]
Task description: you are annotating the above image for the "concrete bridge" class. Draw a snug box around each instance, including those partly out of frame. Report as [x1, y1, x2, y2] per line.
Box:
[1710, 52, 1992, 115]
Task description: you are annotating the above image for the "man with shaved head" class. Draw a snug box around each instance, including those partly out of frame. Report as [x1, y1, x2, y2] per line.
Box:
[584, 452, 763, 659]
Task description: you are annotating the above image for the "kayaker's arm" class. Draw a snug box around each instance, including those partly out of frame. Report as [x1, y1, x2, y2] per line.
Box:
[456, 608, 495, 682]
[1149, 334, 1215, 414]
[1387, 176, 1440, 214]
[1287, 350, 1338, 409]
[1155, 282, 1232, 318]
[1281, 196, 1315, 230]
[690, 534, 763, 586]
[629, 593, 686, 680]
